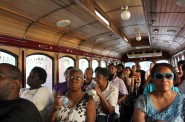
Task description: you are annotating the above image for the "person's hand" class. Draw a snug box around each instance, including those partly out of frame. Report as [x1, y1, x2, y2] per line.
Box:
[53, 95, 62, 111]
[94, 84, 102, 97]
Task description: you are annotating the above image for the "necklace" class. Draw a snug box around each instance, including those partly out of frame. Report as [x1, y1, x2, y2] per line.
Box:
[64, 91, 84, 121]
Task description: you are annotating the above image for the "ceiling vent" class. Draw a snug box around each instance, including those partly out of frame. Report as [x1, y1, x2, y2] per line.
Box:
[127, 50, 162, 58]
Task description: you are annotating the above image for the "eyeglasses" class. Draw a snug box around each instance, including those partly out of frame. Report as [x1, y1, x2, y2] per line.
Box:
[0, 73, 18, 79]
[68, 76, 83, 81]
[153, 72, 174, 80]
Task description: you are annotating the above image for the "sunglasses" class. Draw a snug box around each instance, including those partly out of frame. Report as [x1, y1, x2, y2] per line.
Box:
[153, 72, 174, 80]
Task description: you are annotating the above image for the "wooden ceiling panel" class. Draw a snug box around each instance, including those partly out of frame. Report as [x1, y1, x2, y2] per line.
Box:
[153, 13, 185, 27]
[93, 44, 108, 52]
[59, 41, 79, 49]
[121, 25, 148, 37]
[79, 46, 93, 53]
[178, 29, 185, 37]
[67, 5, 97, 23]
[68, 22, 109, 39]
[25, 23, 60, 44]
[79, 41, 96, 49]
[0, 0, 60, 20]
[60, 36, 82, 45]
[52, 0, 73, 6]
[95, 0, 123, 12]
[109, 51, 120, 57]
[39, 8, 90, 31]
[171, 41, 181, 48]
[151, 26, 181, 36]
[145, 0, 185, 55]
[175, 37, 185, 45]
[107, 7, 139, 29]
[119, 6, 145, 27]
[101, 50, 110, 56]
[1, 0, 185, 58]
[154, 34, 176, 41]
[91, 49, 103, 55]
[85, 31, 116, 43]
[95, 0, 142, 13]
[0, 9, 32, 37]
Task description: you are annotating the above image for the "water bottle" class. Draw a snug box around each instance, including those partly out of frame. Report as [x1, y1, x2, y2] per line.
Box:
[88, 83, 94, 89]
[87, 83, 97, 97]
[62, 96, 72, 107]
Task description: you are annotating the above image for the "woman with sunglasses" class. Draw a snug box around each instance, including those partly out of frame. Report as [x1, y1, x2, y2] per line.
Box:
[133, 63, 185, 122]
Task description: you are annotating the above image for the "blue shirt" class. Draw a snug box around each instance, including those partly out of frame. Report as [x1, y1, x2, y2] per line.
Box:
[135, 93, 185, 122]
[143, 83, 179, 94]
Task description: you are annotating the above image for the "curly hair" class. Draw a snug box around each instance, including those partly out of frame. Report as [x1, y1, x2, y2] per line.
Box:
[95, 67, 110, 78]
[31, 67, 47, 84]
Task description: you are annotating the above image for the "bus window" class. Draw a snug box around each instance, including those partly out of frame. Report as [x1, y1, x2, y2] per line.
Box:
[125, 62, 135, 68]
[92, 60, 99, 77]
[79, 58, 89, 73]
[0, 51, 16, 66]
[139, 61, 152, 71]
[101, 60, 107, 67]
[59, 57, 75, 83]
[26, 54, 53, 91]
[182, 55, 184, 60]
[156, 60, 169, 63]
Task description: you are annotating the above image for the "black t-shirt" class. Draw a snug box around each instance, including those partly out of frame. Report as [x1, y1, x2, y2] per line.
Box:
[0, 98, 42, 122]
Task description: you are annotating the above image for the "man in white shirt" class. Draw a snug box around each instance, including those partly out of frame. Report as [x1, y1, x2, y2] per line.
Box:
[108, 64, 128, 104]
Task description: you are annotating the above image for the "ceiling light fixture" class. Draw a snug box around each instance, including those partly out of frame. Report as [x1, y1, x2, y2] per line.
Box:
[95, 10, 110, 25]
[95, 37, 104, 43]
[56, 20, 71, 27]
[124, 37, 128, 42]
[136, 32, 141, 41]
[153, 28, 159, 33]
[121, 6, 131, 20]
[167, 29, 177, 33]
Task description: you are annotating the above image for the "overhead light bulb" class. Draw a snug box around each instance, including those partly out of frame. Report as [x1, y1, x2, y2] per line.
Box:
[136, 32, 141, 41]
[121, 6, 131, 20]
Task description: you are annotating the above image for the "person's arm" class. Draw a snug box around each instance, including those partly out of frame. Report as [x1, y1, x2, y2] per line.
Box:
[133, 94, 147, 122]
[52, 83, 59, 98]
[131, 77, 135, 94]
[52, 90, 57, 98]
[124, 75, 131, 87]
[48, 109, 57, 122]
[86, 98, 96, 122]
[117, 94, 127, 104]
[48, 95, 62, 122]
[117, 79, 128, 104]
[144, 75, 151, 88]
[94, 84, 115, 114]
[133, 108, 145, 122]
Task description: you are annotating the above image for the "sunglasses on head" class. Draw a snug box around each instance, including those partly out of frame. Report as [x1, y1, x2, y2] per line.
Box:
[153, 72, 174, 80]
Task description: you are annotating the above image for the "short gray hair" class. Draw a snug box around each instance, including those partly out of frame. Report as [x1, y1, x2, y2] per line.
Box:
[68, 68, 83, 78]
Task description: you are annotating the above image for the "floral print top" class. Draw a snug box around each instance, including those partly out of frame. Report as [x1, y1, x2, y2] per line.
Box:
[135, 93, 185, 122]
